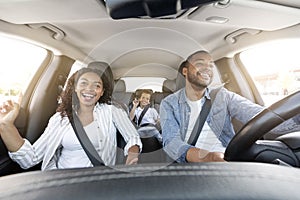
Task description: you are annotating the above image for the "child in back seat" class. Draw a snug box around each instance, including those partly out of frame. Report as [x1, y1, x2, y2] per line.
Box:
[129, 89, 162, 143]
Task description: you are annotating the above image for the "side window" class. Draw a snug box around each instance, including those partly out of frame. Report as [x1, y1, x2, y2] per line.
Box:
[239, 39, 300, 106]
[0, 35, 47, 102]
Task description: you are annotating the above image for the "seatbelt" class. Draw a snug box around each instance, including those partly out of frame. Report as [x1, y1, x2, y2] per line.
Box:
[69, 111, 105, 166]
[187, 87, 222, 146]
[137, 104, 150, 126]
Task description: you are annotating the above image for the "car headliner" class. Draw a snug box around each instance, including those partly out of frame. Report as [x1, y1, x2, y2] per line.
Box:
[0, 1, 300, 198]
[0, 0, 299, 80]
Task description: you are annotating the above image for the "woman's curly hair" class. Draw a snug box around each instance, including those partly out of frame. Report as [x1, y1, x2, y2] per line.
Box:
[56, 67, 112, 120]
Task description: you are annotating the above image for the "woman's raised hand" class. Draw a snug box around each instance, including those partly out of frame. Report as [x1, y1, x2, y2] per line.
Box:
[0, 96, 25, 152]
[1, 93, 22, 124]
[0, 100, 21, 124]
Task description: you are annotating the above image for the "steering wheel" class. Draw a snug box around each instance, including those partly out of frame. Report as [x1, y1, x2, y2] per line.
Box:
[224, 90, 300, 162]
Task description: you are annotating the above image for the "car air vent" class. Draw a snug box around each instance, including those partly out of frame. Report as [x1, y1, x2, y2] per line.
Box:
[103, 0, 221, 19]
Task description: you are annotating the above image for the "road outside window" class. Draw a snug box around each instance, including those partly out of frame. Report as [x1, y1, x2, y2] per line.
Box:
[0, 35, 47, 102]
[240, 39, 300, 106]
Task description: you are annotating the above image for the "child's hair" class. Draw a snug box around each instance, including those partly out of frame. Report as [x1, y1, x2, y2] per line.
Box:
[137, 89, 153, 98]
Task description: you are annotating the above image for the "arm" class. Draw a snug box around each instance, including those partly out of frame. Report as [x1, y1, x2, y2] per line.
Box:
[129, 98, 139, 121]
[112, 105, 142, 162]
[152, 108, 160, 124]
[225, 89, 264, 124]
[150, 108, 161, 130]
[160, 97, 191, 163]
[186, 148, 224, 162]
[225, 89, 300, 134]
[126, 145, 140, 165]
[0, 100, 24, 152]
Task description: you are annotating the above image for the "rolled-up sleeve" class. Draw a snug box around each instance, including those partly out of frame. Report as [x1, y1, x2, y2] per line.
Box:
[112, 105, 142, 155]
[160, 98, 192, 163]
[8, 139, 40, 169]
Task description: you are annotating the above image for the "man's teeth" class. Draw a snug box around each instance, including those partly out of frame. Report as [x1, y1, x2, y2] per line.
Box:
[200, 72, 210, 78]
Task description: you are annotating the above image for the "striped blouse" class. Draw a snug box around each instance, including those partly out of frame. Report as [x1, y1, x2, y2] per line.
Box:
[9, 103, 142, 170]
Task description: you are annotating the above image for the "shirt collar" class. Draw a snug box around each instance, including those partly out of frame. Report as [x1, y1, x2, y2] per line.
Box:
[181, 87, 211, 103]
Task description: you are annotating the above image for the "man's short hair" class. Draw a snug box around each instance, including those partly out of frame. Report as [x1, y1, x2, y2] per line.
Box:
[186, 50, 210, 62]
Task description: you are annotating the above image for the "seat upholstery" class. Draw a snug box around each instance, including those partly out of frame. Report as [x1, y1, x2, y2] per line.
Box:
[112, 79, 133, 109]
[87, 61, 114, 98]
[153, 79, 176, 112]
[162, 79, 176, 93]
[175, 61, 186, 91]
[115, 79, 126, 91]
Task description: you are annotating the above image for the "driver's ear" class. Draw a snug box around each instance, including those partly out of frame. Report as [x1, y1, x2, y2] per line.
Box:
[182, 67, 188, 77]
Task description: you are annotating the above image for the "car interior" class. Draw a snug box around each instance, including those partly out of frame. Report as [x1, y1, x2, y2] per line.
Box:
[0, 0, 300, 199]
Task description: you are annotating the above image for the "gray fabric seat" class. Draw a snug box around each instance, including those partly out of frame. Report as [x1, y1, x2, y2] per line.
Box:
[153, 79, 176, 112]
[112, 80, 133, 111]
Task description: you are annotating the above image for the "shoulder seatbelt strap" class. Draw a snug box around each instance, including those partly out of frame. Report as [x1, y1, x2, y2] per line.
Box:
[187, 98, 211, 145]
[187, 86, 222, 146]
[137, 104, 150, 126]
[69, 112, 105, 166]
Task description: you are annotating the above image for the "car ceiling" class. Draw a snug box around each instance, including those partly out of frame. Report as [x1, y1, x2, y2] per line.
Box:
[0, 0, 299, 79]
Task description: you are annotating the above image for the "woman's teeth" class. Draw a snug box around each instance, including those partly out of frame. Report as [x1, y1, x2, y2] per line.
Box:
[82, 93, 95, 99]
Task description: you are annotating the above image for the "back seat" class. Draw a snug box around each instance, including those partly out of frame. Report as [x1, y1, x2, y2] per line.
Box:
[152, 79, 176, 112]
[112, 79, 134, 113]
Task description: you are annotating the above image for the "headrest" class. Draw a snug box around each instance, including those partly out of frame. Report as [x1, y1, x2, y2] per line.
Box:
[114, 80, 126, 92]
[163, 79, 176, 93]
[175, 61, 186, 91]
[87, 61, 113, 83]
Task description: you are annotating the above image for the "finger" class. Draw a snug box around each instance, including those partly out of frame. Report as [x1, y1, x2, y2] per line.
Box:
[0, 102, 10, 113]
[128, 157, 138, 165]
[1, 101, 10, 111]
[13, 102, 20, 111]
[2, 100, 19, 112]
[6, 100, 14, 107]
[17, 92, 23, 105]
[0, 106, 6, 113]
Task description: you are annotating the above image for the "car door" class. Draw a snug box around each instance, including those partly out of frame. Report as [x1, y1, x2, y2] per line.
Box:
[0, 35, 74, 176]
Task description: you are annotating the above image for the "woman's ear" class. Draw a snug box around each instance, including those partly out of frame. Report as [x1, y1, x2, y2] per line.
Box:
[100, 88, 105, 97]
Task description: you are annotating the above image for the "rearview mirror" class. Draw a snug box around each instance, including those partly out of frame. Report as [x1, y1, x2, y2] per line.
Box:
[105, 0, 220, 19]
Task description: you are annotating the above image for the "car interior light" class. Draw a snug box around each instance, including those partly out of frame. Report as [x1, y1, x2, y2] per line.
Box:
[206, 16, 229, 24]
[214, 0, 231, 8]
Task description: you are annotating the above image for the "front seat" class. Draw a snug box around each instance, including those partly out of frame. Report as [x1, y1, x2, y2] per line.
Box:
[87, 61, 114, 98]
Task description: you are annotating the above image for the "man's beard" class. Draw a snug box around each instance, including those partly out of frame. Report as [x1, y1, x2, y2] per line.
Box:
[186, 70, 212, 89]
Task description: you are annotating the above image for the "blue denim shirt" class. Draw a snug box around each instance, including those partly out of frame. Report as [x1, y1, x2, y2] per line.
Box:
[160, 87, 300, 163]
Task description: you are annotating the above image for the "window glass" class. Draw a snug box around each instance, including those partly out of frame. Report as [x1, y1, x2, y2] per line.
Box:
[67, 63, 166, 93]
[0, 35, 47, 102]
[240, 39, 300, 106]
[121, 77, 166, 92]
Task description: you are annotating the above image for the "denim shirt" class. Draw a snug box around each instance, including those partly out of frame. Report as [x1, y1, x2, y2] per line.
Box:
[160, 87, 300, 163]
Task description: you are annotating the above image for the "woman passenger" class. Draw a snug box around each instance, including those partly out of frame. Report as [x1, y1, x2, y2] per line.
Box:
[0, 66, 142, 170]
